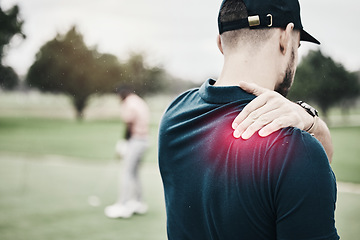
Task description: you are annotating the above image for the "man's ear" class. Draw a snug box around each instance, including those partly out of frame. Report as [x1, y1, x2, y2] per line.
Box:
[217, 35, 224, 54]
[279, 23, 294, 55]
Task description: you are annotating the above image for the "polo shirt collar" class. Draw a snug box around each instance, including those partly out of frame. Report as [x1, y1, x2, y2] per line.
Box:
[199, 79, 256, 104]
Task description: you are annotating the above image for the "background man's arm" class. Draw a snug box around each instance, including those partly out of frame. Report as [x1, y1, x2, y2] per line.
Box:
[120, 102, 135, 140]
[232, 81, 333, 163]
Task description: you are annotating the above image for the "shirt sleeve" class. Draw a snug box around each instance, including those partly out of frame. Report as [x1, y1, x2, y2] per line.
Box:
[268, 129, 339, 240]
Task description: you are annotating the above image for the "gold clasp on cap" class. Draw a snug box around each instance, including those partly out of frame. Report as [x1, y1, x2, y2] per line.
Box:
[248, 15, 260, 27]
[267, 14, 273, 27]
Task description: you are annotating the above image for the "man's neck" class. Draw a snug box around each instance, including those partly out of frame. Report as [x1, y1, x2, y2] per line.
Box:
[215, 49, 279, 90]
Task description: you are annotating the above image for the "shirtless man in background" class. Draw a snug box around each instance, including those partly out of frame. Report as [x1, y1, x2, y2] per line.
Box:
[105, 87, 150, 219]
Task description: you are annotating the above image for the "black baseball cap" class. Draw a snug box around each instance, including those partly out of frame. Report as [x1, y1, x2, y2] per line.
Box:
[218, 0, 320, 45]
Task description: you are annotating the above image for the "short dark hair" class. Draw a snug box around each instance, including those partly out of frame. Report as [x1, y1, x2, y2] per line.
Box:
[219, 0, 274, 49]
[219, 0, 248, 22]
[116, 85, 133, 100]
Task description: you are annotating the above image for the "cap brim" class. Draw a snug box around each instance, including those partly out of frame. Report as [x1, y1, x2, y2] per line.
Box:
[301, 29, 320, 45]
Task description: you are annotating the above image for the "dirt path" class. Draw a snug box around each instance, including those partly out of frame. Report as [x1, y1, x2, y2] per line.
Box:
[338, 182, 360, 195]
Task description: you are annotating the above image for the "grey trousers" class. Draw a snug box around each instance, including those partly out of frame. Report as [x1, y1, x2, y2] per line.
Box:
[118, 137, 148, 204]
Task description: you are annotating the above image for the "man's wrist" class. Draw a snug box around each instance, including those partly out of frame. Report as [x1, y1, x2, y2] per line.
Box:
[296, 101, 319, 134]
[306, 116, 318, 134]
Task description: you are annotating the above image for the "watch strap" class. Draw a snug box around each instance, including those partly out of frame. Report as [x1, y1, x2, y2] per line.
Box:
[296, 101, 319, 117]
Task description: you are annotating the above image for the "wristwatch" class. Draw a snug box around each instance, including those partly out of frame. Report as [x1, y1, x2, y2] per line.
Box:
[296, 101, 319, 117]
[296, 101, 319, 133]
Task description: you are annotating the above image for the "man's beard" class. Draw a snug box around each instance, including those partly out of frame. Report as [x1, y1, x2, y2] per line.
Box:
[275, 49, 295, 97]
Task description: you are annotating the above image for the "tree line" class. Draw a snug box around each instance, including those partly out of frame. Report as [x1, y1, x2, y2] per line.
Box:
[288, 50, 360, 119]
[1, 4, 359, 120]
[1, 5, 195, 119]
[26, 26, 173, 118]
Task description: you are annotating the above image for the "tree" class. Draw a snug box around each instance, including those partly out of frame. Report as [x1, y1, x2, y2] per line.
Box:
[0, 4, 25, 90]
[0, 65, 19, 90]
[121, 53, 168, 97]
[288, 50, 360, 118]
[26, 27, 123, 119]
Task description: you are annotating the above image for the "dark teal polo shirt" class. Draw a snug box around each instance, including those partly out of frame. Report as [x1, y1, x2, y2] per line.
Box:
[159, 79, 339, 240]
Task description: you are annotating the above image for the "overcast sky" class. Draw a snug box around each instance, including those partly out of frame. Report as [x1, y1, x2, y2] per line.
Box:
[2, 0, 360, 82]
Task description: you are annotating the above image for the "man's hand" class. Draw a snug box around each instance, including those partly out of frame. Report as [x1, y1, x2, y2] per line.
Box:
[233, 81, 313, 139]
[233, 81, 333, 162]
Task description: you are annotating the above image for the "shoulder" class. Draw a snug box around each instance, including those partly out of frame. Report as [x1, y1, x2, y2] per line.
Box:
[161, 88, 200, 123]
[230, 127, 331, 177]
[166, 88, 200, 112]
[271, 127, 329, 166]
[229, 126, 329, 169]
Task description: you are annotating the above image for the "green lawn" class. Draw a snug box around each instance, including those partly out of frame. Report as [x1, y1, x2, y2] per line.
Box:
[0, 154, 167, 240]
[330, 126, 360, 183]
[0, 117, 121, 160]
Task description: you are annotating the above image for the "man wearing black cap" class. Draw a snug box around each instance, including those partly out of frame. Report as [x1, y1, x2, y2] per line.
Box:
[159, 0, 339, 239]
